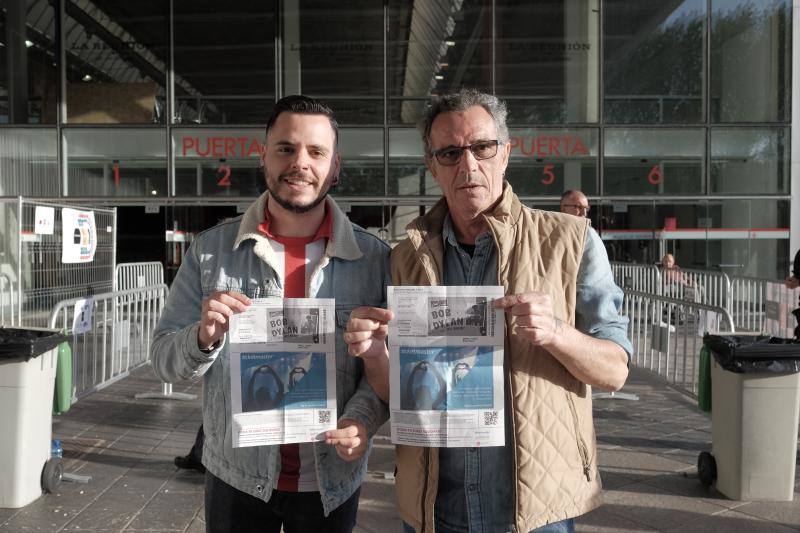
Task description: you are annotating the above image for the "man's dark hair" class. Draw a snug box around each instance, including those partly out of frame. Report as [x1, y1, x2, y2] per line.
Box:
[417, 88, 509, 156]
[561, 189, 584, 201]
[265, 95, 339, 146]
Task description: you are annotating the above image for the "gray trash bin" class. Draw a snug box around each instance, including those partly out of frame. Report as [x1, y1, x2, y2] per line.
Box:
[698, 334, 800, 501]
[0, 327, 66, 508]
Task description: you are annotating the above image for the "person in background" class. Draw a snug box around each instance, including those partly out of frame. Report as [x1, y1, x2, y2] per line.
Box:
[151, 95, 389, 533]
[661, 253, 691, 286]
[559, 189, 590, 218]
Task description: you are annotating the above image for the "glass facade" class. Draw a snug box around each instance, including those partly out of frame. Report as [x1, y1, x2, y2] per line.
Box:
[0, 0, 793, 279]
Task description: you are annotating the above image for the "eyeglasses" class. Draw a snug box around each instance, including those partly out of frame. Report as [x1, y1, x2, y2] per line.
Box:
[562, 204, 590, 213]
[430, 140, 503, 166]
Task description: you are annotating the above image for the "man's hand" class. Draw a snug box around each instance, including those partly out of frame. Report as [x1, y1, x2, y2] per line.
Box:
[325, 418, 368, 462]
[343, 306, 393, 402]
[494, 292, 564, 347]
[785, 276, 799, 289]
[198, 290, 251, 350]
[344, 307, 394, 359]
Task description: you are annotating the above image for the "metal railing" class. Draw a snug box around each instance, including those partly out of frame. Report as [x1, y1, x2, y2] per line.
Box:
[48, 284, 168, 401]
[0, 273, 15, 326]
[729, 276, 799, 337]
[622, 289, 735, 398]
[612, 261, 732, 310]
[612, 262, 661, 294]
[613, 261, 800, 338]
[114, 261, 165, 291]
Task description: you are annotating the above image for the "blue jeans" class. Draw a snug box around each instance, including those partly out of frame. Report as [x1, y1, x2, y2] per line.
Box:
[205, 472, 360, 533]
[403, 518, 575, 533]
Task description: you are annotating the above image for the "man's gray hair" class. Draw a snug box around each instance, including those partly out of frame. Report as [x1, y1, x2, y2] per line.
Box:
[418, 88, 510, 156]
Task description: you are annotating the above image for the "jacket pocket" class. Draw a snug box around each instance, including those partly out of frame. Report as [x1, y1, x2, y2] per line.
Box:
[565, 391, 592, 482]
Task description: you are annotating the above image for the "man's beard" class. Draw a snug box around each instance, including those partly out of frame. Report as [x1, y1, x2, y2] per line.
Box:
[265, 171, 331, 214]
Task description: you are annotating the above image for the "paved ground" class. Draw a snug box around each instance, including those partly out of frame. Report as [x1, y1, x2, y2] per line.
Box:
[0, 365, 797, 532]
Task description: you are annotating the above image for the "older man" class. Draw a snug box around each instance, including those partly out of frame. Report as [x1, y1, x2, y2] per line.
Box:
[346, 89, 631, 533]
[152, 95, 389, 533]
[560, 189, 590, 218]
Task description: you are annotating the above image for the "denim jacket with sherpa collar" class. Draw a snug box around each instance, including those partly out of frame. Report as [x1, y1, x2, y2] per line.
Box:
[151, 192, 390, 515]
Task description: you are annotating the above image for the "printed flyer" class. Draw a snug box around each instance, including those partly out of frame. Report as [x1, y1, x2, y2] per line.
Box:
[228, 298, 336, 447]
[388, 286, 505, 448]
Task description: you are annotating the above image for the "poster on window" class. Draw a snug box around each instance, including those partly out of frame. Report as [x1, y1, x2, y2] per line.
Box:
[388, 285, 506, 448]
[61, 208, 97, 263]
[228, 298, 337, 448]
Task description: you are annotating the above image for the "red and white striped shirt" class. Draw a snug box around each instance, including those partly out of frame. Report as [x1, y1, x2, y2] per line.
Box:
[258, 205, 332, 493]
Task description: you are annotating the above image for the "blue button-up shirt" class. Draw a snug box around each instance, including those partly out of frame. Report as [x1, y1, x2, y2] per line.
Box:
[435, 214, 631, 533]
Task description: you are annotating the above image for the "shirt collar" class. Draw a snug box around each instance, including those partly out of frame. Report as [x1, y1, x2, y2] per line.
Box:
[442, 213, 493, 250]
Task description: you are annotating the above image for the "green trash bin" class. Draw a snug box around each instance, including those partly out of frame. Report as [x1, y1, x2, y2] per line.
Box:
[53, 341, 72, 415]
[697, 345, 712, 412]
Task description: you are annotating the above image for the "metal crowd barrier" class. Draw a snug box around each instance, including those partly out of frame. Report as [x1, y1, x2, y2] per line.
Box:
[114, 261, 165, 291]
[611, 262, 661, 293]
[613, 261, 800, 338]
[48, 284, 168, 401]
[0, 272, 15, 326]
[622, 289, 735, 398]
[662, 267, 730, 311]
[729, 276, 800, 338]
[111, 262, 196, 401]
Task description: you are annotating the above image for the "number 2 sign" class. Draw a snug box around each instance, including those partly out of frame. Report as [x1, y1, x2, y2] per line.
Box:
[217, 164, 232, 187]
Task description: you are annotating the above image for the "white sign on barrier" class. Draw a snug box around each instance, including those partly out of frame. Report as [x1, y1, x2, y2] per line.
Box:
[34, 206, 54, 235]
[72, 298, 94, 334]
[61, 208, 97, 263]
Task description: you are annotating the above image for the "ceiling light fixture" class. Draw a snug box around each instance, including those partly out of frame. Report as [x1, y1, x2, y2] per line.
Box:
[25, 40, 33, 48]
[82, 74, 92, 82]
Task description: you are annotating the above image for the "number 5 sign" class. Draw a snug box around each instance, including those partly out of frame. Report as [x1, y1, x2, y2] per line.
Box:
[541, 164, 556, 185]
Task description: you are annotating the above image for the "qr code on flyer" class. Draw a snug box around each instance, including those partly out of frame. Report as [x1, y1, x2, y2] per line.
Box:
[318, 410, 332, 425]
[482, 411, 499, 426]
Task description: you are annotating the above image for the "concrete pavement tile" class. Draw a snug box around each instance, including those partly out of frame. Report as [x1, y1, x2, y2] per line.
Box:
[125, 490, 202, 530]
[109, 471, 171, 495]
[637, 471, 743, 509]
[183, 514, 206, 533]
[599, 470, 644, 490]
[0, 508, 18, 526]
[600, 482, 730, 531]
[53, 490, 145, 531]
[598, 449, 693, 476]
[355, 480, 402, 533]
[733, 498, 800, 530]
[576, 505, 658, 532]
[162, 470, 205, 493]
[667, 509, 799, 532]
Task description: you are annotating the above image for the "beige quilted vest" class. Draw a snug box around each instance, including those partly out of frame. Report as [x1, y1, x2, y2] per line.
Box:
[391, 184, 601, 533]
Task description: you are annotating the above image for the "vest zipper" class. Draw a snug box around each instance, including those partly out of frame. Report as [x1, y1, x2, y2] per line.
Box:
[565, 392, 592, 481]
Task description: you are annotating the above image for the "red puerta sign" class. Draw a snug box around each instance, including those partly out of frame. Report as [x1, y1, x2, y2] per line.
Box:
[179, 135, 264, 188]
[509, 135, 589, 158]
[508, 135, 589, 186]
[180, 136, 264, 159]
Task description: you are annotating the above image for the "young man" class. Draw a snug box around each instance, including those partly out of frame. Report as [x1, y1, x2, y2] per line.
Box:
[151, 95, 389, 533]
[346, 89, 632, 533]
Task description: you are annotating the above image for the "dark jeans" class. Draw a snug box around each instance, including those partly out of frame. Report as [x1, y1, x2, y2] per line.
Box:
[204, 472, 360, 533]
